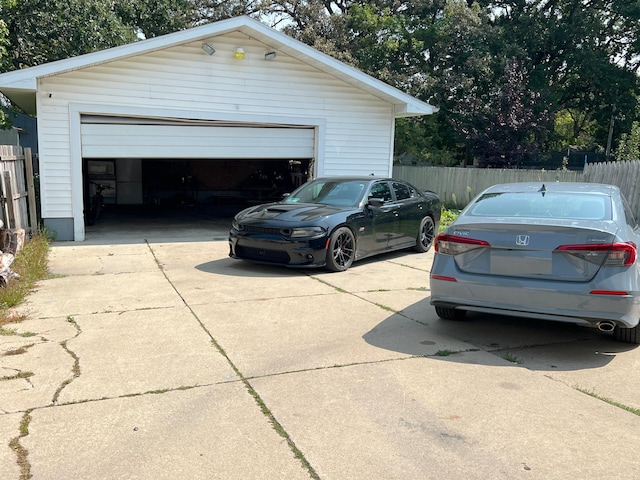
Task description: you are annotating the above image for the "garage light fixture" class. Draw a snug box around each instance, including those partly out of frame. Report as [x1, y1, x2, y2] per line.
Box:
[201, 43, 216, 55]
[234, 47, 245, 59]
[264, 50, 277, 60]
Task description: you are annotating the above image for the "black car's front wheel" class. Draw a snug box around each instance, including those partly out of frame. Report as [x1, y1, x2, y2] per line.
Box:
[414, 215, 436, 253]
[326, 227, 355, 272]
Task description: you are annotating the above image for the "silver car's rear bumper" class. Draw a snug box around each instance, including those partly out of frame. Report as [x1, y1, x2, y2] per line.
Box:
[430, 276, 640, 328]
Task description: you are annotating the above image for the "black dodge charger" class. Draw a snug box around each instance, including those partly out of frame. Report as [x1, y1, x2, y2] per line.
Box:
[229, 176, 441, 272]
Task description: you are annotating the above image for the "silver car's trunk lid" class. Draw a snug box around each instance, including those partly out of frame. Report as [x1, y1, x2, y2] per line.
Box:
[450, 220, 618, 281]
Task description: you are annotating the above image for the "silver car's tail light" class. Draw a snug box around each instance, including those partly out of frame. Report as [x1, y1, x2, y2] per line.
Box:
[590, 289, 629, 296]
[431, 274, 457, 282]
[434, 234, 490, 255]
[555, 242, 637, 267]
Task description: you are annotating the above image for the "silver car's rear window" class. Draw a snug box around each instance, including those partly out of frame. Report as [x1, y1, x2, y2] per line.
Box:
[469, 192, 611, 220]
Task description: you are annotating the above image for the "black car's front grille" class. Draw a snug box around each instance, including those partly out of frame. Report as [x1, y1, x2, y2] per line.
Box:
[242, 225, 283, 236]
[236, 245, 290, 264]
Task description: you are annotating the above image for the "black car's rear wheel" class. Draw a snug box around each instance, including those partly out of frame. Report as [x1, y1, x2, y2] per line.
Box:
[414, 215, 436, 253]
[613, 324, 640, 344]
[326, 227, 355, 272]
[435, 306, 466, 321]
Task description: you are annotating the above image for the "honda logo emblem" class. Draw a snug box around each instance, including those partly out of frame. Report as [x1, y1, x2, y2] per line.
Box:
[515, 235, 530, 246]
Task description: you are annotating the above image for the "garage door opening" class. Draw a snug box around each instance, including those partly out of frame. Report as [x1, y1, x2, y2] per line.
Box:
[82, 158, 311, 227]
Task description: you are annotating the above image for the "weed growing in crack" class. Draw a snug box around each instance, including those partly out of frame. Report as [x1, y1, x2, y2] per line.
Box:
[2, 344, 35, 356]
[575, 386, 640, 416]
[1, 371, 34, 381]
[502, 353, 520, 364]
[375, 303, 396, 313]
[435, 349, 456, 356]
[9, 410, 32, 479]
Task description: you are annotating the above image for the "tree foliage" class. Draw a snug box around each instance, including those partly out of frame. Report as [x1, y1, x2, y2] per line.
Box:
[0, 0, 638, 166]
[1, 0, 134, 70]
[616, 101, 640, 161]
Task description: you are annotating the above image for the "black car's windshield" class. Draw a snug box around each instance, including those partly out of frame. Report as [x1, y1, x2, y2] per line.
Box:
[283, 180, 367, 208]
[469, 192, 611, 220]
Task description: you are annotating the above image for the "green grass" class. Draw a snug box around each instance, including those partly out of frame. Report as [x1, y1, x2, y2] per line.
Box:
[0, 233, 50, 328]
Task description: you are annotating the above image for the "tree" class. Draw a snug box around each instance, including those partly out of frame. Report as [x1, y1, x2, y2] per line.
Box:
[479, 0, 640, 156]
[1, 0, 638, 165]
[615, 101, 640, 161]
[616, 122, 640, 161]
[0, 0, 135, 70]
[449, 57, 552, 167]
[114, 0, 193, 39]
[0, 0, 201, 71]
[184, 0, 262, 27]
[0, 15, 10, 128]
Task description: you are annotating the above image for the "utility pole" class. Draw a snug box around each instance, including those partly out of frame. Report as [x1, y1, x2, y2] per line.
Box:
[606, 104, 616, 160]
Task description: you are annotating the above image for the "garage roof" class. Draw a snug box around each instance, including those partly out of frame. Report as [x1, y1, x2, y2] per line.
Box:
[0, 16, 437, 117]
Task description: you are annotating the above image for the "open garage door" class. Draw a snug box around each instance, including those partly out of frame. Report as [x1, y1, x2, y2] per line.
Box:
[80, 115, 313, 230]
[80, 115, 315, 159]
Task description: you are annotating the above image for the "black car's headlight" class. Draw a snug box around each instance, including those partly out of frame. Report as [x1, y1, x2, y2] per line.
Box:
[289, 226, 327, 238]
[231, 219, 242, 231]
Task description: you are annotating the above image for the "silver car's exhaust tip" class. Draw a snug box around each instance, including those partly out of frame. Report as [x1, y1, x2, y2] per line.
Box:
[597, 321, 615, 332]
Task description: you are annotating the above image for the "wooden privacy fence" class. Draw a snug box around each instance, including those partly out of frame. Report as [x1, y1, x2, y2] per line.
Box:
[393, 161, 640, 218]
[583, 161, 640, 219]
[0, 145, 38, 234]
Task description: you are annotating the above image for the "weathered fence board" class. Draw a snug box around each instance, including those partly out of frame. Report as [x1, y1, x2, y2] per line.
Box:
[393, 162, 640, 219]
[0, 145, 36, 233]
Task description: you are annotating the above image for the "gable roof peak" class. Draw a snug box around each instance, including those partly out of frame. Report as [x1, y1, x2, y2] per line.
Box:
[0, 15, 437, 117]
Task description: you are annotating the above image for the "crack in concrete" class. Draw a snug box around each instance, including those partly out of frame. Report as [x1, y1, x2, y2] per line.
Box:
[6, 315, 83, 478]
[9, 410, 32, 480]
[144, 240, 322, 480]
[52, 317, 82, 404]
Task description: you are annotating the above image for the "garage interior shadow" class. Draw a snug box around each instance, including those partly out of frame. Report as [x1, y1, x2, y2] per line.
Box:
[82, 157, 310, 244]
[83, 203, 241, 244]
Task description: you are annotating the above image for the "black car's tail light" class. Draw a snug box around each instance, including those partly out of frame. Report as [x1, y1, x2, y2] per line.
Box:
[555, 242, 637, 267]
[434, 234, 490, 255]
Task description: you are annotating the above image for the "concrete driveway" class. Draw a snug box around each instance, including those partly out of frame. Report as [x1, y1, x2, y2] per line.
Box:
[1, 226, 639, 479]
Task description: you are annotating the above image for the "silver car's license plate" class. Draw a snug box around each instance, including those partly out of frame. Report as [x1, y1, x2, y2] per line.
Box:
[490, 250, 552, 276]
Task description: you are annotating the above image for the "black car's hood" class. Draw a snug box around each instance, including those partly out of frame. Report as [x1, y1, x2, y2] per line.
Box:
[237, 203, 352, 223]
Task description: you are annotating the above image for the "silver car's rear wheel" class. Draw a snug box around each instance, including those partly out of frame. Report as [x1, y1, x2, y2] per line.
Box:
[613, 324, 640, 344]
[435, 306, 466, 321]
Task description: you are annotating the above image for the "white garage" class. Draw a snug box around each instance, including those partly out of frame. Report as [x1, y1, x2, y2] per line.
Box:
[0, 16, 436, 240]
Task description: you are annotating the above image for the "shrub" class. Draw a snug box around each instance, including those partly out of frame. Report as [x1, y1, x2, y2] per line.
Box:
[0, 233, 50, 327]
[439, 207, 460, 232]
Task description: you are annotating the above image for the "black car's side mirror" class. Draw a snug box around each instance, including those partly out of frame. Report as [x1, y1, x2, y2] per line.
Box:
[368, 197, 384, 207]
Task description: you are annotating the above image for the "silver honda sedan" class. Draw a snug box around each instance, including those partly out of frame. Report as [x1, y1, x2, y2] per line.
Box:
[430, 182, 640, 344]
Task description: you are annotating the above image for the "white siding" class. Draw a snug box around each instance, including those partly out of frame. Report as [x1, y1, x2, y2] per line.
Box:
[37, 33, 394, 220]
